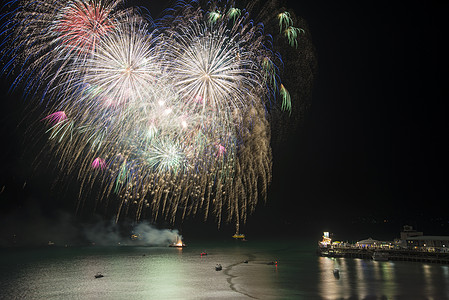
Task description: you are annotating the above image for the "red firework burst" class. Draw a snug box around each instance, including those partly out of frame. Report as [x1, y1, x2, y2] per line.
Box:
[55, 1, 115, 54]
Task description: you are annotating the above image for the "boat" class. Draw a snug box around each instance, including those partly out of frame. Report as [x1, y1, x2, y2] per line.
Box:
[372, 251, 389, 261]
[94, 272, 104, 278]
[232, 233, 246, 239]
[319, 248, 344, 258]
[333, 269, 340, 278]
[169, 236, 186, 248]
[215, 264, 222, 271]
[232, 222, 246, 240]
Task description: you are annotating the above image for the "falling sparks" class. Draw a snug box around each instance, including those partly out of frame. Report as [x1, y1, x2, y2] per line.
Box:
[0, 0, 309, 230]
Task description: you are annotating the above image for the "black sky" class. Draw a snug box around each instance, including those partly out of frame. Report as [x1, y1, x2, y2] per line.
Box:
[263, 0, 448, 236]
[0, 0, 447, 240]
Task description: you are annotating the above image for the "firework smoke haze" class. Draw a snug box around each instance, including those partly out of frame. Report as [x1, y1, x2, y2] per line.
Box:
[1, 0, 316, 230]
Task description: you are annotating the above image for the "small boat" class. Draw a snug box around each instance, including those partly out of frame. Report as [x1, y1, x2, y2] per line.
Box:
[319, 248, 344, 258]
[233, 223, 246, 240]
[215, 264, 222, 271]
[333, 269, 340, 278]
[232, 233, 246, 239]
[267, 261, 278, 265]
[372, 251, 389, 261]
[243, 260, 248, 264]
[200, 252, 207, 256]
[95, 272, 104, 278]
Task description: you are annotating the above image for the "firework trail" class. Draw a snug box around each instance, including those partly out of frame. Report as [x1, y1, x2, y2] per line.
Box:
[1, 0, 315, 230]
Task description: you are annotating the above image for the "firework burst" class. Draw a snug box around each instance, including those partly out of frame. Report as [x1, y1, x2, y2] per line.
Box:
[1, 0, 314, 231]
[1, 0, 133, 97]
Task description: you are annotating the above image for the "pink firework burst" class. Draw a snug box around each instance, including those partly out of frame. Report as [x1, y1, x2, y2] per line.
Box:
[217, 144, 226, 157]
[43, 111, 68, 125]
[92, 157, 106, 170]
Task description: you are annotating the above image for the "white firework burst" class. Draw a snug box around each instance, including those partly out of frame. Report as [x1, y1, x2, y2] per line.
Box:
[163, 20, 264, 115]
[80, 18, 162, 108]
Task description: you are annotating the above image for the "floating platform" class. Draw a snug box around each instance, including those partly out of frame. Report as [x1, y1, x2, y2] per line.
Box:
[169, 243, 186, 248]
[169, 236, 186, 248]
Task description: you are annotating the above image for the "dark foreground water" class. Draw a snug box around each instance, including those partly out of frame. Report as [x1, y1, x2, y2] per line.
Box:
[1, 239, 449, 299]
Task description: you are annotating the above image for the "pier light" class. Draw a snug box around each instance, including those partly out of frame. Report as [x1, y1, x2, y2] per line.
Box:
[319, 232, 332, 247]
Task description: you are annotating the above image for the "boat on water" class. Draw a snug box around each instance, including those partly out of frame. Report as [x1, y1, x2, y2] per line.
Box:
[333, 269, 340, 278]
[372, 251, 389, 261]
[232, 233, 246, 239]
[169, 236, 186, 248]
[215, 264, 222, 271]
[319, 248, 344, 258]
[94, 273, 104, 278]
[232, 223, 247, 240]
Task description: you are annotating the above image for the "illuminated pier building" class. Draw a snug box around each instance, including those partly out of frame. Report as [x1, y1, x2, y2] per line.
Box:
[317, 225, 449, 263]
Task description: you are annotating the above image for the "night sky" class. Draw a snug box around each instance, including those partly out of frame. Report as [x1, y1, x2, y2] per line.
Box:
[0, 0, 447, 243]
[266, 0, 448, 238]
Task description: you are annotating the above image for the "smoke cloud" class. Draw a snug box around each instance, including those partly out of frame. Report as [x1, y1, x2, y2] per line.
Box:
[133, 222, 181, 246]
[83, 219, 181, 246]
[0, 199, 181, 247]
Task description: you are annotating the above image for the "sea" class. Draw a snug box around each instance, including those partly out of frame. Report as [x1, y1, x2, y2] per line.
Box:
[1, 238, 449, 299]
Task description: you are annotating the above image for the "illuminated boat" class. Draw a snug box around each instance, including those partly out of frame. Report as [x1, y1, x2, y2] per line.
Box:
[169, 236, 186, 248]
[232, 222, 246, 240]
[232, 233, 246, 239]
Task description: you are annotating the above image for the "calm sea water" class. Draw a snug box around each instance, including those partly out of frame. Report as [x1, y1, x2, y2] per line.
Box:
[1, 239, 449, 299]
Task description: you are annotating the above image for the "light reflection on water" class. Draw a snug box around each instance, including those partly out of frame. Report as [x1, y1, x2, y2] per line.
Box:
[423, 264, 434, 297]
[318, 255, 449, 299]
[1, 241, 449, 299]
[379, 261, 396, 296]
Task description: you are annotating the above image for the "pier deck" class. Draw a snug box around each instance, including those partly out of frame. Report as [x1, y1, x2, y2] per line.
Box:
[317, 247, 449, 264]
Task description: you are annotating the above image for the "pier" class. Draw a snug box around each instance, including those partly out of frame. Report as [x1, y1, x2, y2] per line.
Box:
[317, 227, 449, 264]
[317, 246, 449, 264]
